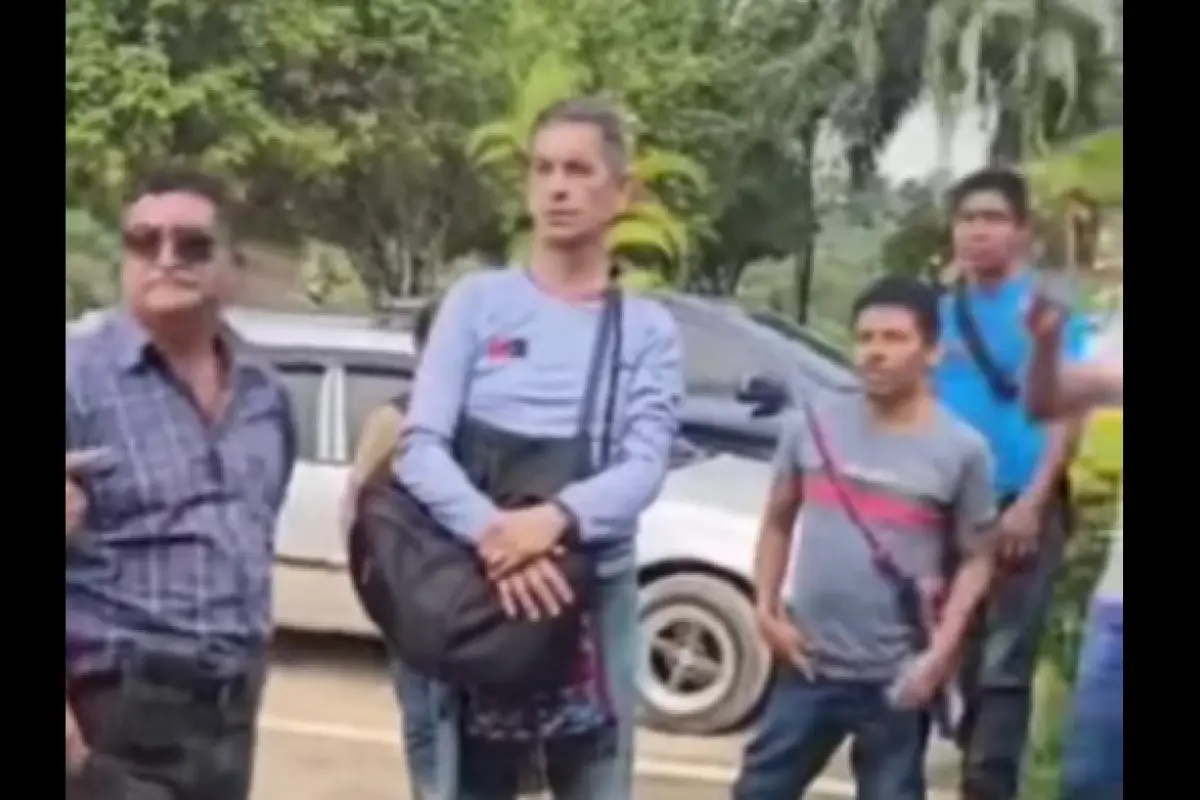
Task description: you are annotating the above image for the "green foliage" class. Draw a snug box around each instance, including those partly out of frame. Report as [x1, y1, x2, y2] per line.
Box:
[465, 51, 709, 280]
[66, 0, 1119, 313]
[855, 0, 1116, 162]
[1028, 128, 1123, 208]
[298, 240, 371, 310]
[66, 208, 121, 318]
[880, 186, 946, 281]
[619, 268, 668, 293]
[67, 0, 509, 298]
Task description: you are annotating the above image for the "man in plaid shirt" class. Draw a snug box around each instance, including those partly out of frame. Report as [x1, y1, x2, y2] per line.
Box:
[65, 167, 296, 800]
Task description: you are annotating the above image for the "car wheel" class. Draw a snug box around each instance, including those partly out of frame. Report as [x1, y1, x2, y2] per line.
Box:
[637, 572, 769, 735]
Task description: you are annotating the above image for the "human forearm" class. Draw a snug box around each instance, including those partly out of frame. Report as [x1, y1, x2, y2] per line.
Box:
[1040, 364, 1124, 420]
[753, 524, 793, 615]
[1028, 343, 1123, 421]
[930, 551, 995, 656]
[1025, 327, 1064, 420]
[1021, 419, 1080, 508]
[556, 320, 682, 541]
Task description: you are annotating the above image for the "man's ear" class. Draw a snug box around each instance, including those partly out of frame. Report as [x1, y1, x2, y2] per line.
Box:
[615, 174, 640, 216]
[927, 342, 945, 369]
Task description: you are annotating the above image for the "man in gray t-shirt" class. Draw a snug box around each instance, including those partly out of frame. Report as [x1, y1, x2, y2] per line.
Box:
[734, 277, 999, 800]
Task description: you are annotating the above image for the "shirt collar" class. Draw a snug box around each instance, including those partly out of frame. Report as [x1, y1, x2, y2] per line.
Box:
[966, 266, 1034, 300]
[110, 308, 248, 375]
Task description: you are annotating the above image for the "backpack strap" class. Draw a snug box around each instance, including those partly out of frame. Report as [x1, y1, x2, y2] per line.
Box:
[574, 288, 623, 473]
[801, 400, 957, 737]
[801, 402, 906, 582]
[952, 279, 1020, 403]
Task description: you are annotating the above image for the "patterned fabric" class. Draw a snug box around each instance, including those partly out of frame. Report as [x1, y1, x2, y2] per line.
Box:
[65, 310, 297, 679]
[462, 615, 614, 744]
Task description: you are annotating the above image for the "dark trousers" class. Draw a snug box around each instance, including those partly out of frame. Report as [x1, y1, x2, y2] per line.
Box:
[66, 654, 264, 800]
[733, 667, 930, 800]
[957, 497, 1068, 800]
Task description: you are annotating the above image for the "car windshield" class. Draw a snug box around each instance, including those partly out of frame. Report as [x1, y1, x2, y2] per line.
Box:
[747, 311, 851, 367]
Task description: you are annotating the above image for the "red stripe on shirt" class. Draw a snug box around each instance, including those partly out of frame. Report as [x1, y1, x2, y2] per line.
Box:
[799, 475, 946, 530]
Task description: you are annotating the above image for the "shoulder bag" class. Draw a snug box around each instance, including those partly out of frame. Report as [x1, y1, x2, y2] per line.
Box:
[348, 289, 623, 696]
[801, 400, 960, 739]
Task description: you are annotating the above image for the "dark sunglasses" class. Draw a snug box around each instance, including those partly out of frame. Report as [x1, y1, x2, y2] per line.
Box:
[122, 226, 218, 266]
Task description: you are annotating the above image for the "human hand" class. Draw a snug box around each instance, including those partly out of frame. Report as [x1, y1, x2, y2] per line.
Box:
[755, 606, 814, 678]
[478, 504, 570, 578]
[888, 648, 955, 710]
[494, 557, 575, 620]
[66, 702, 89, 773]
[65, 450, 101, 539]
[996, 497, 1042, 563]
[1024, 292, 1066, 343]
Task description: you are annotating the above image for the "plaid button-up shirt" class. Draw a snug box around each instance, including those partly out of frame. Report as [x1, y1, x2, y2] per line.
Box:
[66, 310, 296, 679]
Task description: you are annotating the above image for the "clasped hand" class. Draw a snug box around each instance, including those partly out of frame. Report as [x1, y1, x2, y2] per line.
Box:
[478, 504, 575, 620]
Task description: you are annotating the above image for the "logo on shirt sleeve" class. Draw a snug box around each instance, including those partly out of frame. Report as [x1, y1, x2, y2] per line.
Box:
[485, 337, 528, 360]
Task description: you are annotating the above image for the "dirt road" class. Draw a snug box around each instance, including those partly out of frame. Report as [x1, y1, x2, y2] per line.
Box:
[254, 632, 959, 799]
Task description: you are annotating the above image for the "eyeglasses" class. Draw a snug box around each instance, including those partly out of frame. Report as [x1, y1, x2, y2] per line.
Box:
[122, 226, 217, 267]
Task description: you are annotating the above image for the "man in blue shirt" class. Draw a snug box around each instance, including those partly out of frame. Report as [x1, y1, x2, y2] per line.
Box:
[933, 169, 1087, 800]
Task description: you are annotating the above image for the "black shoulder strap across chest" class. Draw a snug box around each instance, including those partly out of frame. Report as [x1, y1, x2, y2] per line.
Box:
[574, 288, 624, 472]
[952, 279, 1020, 403]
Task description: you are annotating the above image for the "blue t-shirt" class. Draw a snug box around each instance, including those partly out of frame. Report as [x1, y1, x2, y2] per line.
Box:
[934, 270, 1087, 496]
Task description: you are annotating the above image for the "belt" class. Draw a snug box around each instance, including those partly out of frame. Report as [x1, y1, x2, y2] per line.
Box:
[69, 653, 258, 710]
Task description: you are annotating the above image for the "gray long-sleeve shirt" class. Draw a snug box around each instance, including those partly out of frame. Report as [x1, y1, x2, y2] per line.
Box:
[394, 269, 683, 574]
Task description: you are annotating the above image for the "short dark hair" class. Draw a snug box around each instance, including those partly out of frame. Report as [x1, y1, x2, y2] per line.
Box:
[851, 276, 941, 344]
[529, 97, 630, 175]
[947, 168, 1030, 223]
[127, 164, 231, 211]
[413, 297, 441, 350]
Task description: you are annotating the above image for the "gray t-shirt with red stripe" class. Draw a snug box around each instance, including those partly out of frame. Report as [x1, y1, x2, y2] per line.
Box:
[778, 394, 997, 681]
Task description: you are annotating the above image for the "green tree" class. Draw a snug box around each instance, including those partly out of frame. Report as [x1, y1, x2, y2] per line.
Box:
[66, 0, 509, 299]
[718, 0, 863, 320]
[66, 208, 122, 318]
[1026, 127, 1123, 208]
[855, 0, 1114, 166]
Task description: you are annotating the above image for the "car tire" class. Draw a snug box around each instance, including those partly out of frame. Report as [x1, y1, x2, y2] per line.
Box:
[637, 572, 769, 735]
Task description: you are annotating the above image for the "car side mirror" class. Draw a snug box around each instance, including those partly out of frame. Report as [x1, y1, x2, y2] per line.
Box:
[735, 374, 788, 418]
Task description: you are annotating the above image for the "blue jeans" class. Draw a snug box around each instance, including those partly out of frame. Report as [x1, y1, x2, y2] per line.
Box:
[390, 657, 437, 800]
[430, 565, 640, 800]
[1060, 599, 1123, 800]
[733, 668, 930, 800]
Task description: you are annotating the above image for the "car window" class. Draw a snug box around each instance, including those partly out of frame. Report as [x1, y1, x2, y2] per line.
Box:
[274, 363, 326, 461]
[748, 311, 851, 367]
[345, 365, 412, 453]
[678, 321, 755, 395]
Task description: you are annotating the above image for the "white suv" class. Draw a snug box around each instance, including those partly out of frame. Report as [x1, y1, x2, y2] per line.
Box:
[70, 306, 775, 735]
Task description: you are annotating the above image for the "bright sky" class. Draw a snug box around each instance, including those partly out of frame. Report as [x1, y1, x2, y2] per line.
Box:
[879, 97, 994, 186]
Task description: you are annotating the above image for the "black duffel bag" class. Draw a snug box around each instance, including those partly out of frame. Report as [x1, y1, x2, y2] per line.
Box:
[348, 288, 623, 695]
